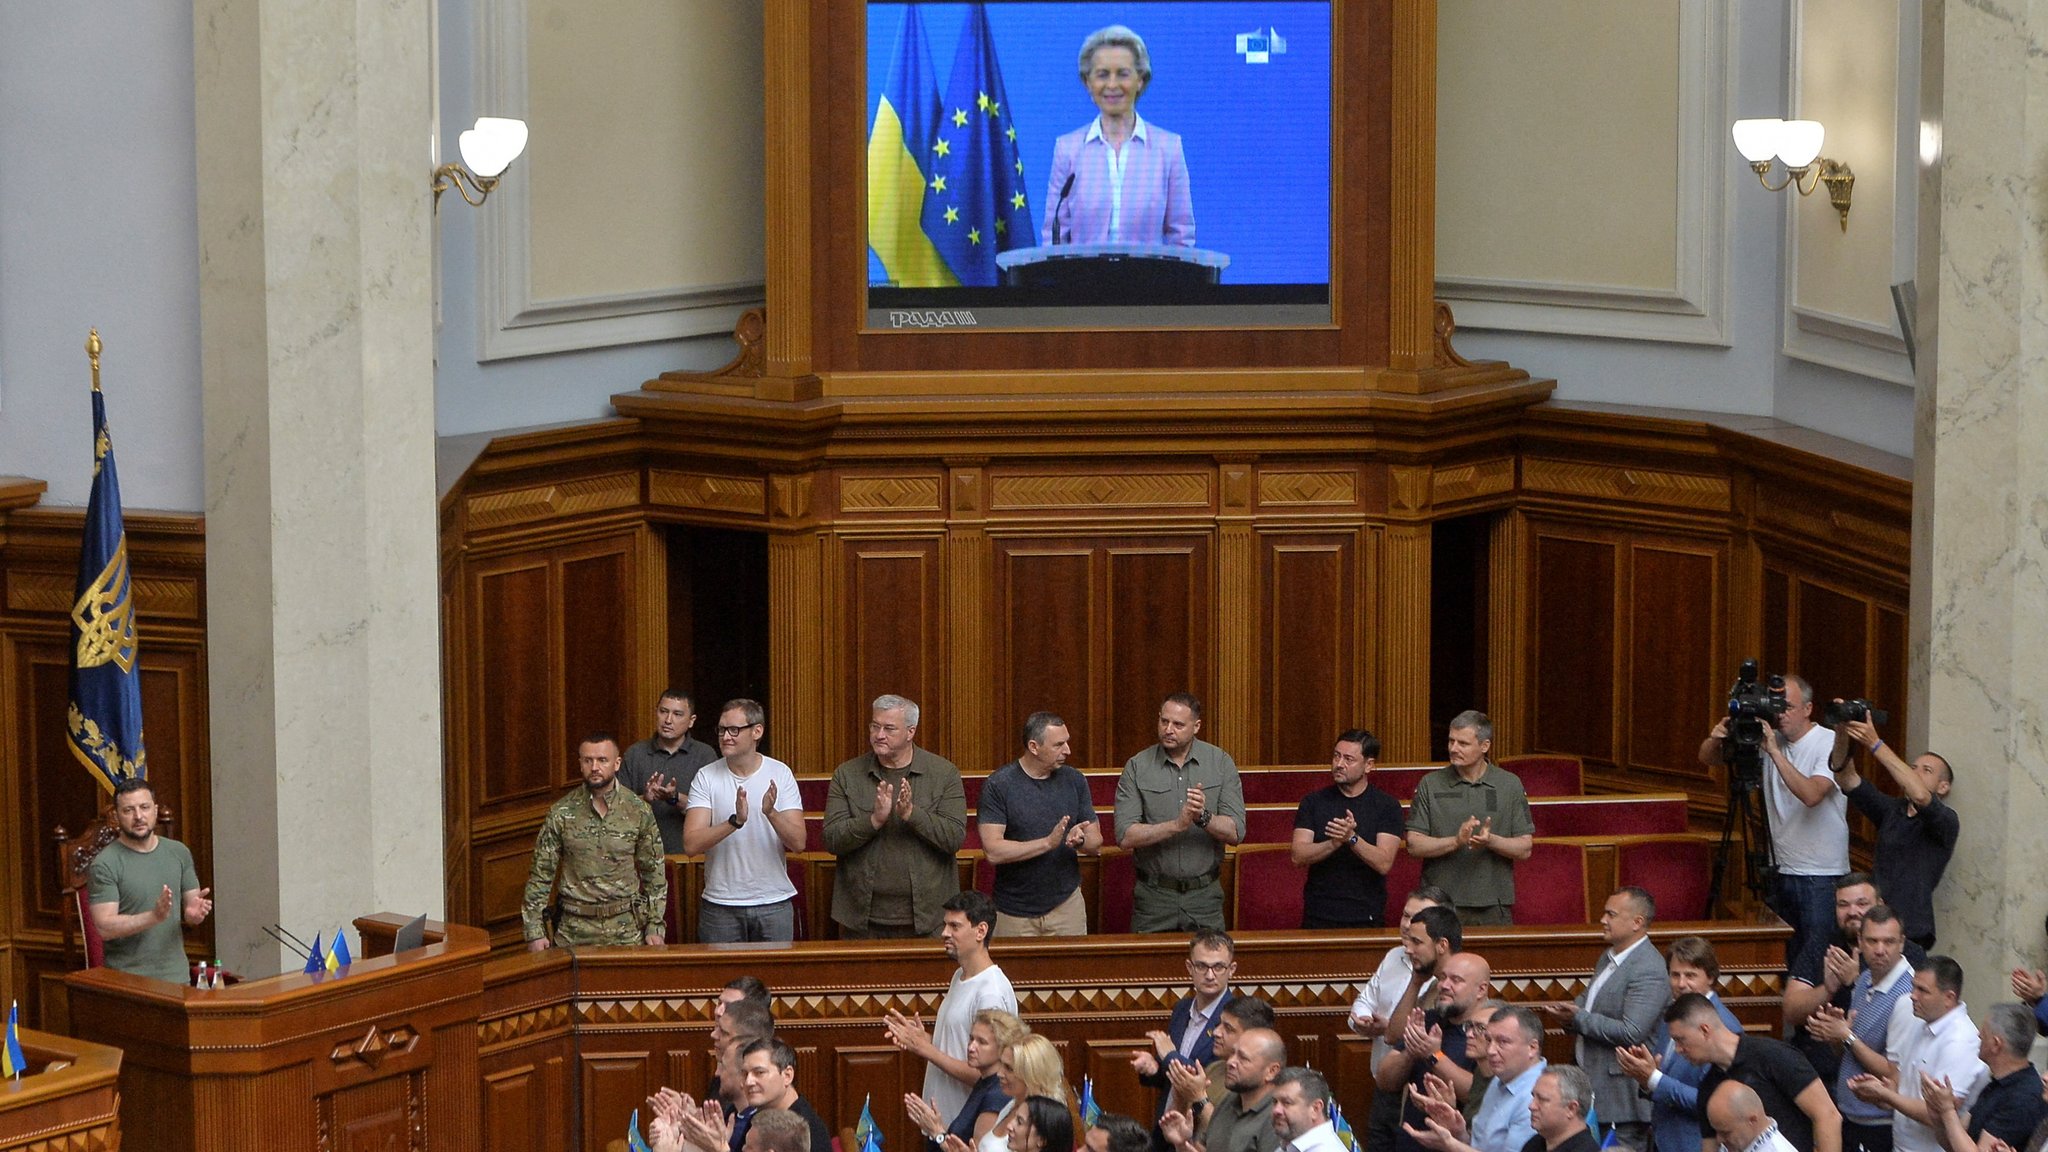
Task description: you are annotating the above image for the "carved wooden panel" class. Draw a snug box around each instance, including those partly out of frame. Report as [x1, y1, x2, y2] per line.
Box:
[1105, 541, 1212, 761]
[840, 475, 944, 514]
[1260, 534, 1358, 764]
[843, 539, 944, 755]
[990, 472, 1210, 512]
[474, 563, 554, 805]
[1258, 469, 1359, 508]
[650, 470, 767, 518]
[561, 551, 634, 753]
[1625, 546, 1721, 780]
[484, 1063, 546, 1152]
[467, 472, 639, 530]
[994, 544, 1097, 765]
[1523, 459, 1730, 511]
[6, 569, 202, 620]
[476, 836, 539, 935]
[581, 1052, 653, 1152]
[1531, 533, 1616, 760]
[1796, 579, 1871, 704]
[1757, 562, 1910, 750]
[1432, 458, 1516, 507]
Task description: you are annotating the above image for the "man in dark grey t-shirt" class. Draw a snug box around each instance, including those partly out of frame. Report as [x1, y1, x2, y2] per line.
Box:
[979, 711, 1102, 935]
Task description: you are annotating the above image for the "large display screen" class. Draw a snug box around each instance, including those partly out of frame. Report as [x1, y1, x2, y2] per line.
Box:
[865, 1, 1332, 330]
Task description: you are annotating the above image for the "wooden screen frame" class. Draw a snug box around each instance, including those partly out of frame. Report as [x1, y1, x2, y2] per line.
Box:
[747, 0, 1443, 395]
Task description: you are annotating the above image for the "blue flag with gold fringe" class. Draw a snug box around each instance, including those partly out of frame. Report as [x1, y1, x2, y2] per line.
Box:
[66, 331, 145, 794]
[923, 2, 1034, 285]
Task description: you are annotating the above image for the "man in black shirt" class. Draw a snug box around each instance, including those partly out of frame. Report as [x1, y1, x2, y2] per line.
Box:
[1831, 714, 1958, 949]
[979, 711, 1102, 936]
[1666, 993, 1841, 1152]
[1378, 929, 1488, 1152]
[1291, 729, 1407, 928]
[1524, 1066, 1600, 1152]
[739, 1039, 835, 1152]
[1918, 1003, 2048, 1152]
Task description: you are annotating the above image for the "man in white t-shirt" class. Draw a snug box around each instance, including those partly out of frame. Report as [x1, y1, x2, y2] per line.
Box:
[1699, 673, 1847, 967]
[684, 698, 807, 943]
[883, 890, 1018, 1126]
[1348, 886, 1448, 1152]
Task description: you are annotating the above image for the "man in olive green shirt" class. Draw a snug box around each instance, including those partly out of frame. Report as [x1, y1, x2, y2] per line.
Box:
[1404, 711, 1533, 925]
[88, 777, 213, 984]
[523, 733, 668, 949]
[1115, 692, 1246, 933]
[823, 694, 968, 938]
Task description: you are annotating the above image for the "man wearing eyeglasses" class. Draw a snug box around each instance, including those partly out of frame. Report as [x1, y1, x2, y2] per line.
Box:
[1134, 930, 1240, 1117]
[824, 694, 968, 938]
[683, 699, 807, 942]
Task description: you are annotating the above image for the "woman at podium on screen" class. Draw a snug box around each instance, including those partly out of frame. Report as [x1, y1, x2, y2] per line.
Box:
[1041, 25, 1195, 248]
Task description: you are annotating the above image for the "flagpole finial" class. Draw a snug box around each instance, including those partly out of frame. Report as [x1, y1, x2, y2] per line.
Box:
[86, 329, 102, 393]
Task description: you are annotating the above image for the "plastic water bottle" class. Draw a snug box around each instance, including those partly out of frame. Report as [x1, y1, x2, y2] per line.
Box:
[194, 960, 209, 988]
[210, 962, 224, 989]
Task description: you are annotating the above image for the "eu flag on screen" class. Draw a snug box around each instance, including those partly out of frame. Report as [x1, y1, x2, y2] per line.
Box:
[868, 7, 958, 288]
[923, 3, 1033, 285]
[66, 337, 146, 795]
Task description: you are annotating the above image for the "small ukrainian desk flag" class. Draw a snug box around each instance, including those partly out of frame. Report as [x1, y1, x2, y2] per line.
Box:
[66, 330, 146, 795]
[627, 1108, 654, 1152]
[1081, 1075, 1100, 1128]
[3, 1000, 26, 1080]
[855, 1093, 884, 1152]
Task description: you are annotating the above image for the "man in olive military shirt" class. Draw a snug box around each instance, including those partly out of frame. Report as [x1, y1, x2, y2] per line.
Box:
[1115, 693, 1246, 934]
[1405, 711, 1533, 926]
[523, 733, 669, 949]
[823, 694, 968, 938]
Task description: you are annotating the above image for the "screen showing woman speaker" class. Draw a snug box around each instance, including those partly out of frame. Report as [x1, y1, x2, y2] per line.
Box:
[865, 1, 1333, 330]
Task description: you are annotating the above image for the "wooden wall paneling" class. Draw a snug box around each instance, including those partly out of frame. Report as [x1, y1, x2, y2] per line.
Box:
[993, 540, 1098, 766]
[1623, 544, 1722, 783]
[581, 1050, 654, 1152]
[1217, 464, 1259, 765]
[834, 1045, 916, 1140]
[770, 531, 833, 777]
[1259, 532, 1358, 764]
[1530, 531, 1617, 762]
[1104, 539, 1212, 762]
[472, 560, 556, 807]
[842, 537, 944, 757]
[1793, 578, 1872, 705]
[946, 464, 996, 770]
[560, 544, 638, 747]
[1873, 607, 1908, 748]
[1760, 567, 1791, 684]
[1376, 523, 1432, 760]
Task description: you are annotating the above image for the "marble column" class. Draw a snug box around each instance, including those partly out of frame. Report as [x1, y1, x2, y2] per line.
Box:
[1911, 0, 2048, 1005]
[193, 0, 444, 974]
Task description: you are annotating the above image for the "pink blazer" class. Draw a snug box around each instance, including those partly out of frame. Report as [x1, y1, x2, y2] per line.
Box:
[1040, 118, 1195, 247]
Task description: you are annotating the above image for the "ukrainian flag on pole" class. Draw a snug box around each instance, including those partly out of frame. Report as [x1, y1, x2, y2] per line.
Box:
[66, 329, 145, 794]
[3, 1000, 25, 1080]
[868, 6, 960, 288]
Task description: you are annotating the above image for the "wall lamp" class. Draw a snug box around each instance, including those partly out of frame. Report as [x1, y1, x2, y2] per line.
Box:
[1732, 118, 1854, 231]
[433, 117, 529, 210]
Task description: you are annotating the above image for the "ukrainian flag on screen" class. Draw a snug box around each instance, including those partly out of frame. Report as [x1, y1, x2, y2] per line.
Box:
[923, 3, 1033, 286]
[868, 7, 959, 288]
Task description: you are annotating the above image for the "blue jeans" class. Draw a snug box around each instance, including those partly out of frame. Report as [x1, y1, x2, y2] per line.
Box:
[1772, 872, 1842, 968]
[698, 898, 795, 943]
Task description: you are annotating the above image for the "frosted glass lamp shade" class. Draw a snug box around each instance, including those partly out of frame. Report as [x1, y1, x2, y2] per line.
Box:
[1775, 120, 1825, 169]
[458, 117, 528, 178]
[1731, 119, 1783, 163]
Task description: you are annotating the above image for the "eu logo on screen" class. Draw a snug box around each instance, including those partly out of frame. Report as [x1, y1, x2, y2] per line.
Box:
[1235, 27, 1287, 64]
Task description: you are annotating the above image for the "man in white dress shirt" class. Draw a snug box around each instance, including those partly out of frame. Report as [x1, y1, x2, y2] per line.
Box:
[1847, 957, 1988, 1152]
[1350, 887, 1451, 1152]
[1271, 1067, 1348, 1152]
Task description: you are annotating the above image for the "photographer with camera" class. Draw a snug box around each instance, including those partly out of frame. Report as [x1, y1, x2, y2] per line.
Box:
[1698, 672, 1848, 969]
[1828, 705, 1957, 950]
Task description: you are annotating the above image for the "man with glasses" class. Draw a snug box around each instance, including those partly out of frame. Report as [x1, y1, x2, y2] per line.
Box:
[1135, 930, 1240, 1116]
[683, 699, 806, 942]
[824, 694, 967, 938]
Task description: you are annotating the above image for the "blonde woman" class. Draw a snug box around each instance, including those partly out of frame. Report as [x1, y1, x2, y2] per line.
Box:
[908, 1010, 1030, 1150]
[986, 1036, 1073, 1152]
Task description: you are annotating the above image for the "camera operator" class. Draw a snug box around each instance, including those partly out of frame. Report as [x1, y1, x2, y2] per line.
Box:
[1829, 709, 1957, 950]
[1698, 673, 1849, 968]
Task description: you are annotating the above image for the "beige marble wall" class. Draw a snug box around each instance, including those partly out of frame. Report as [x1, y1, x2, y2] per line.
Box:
[1912, 0, 2048, 1005]
[194, 0, 445, 975]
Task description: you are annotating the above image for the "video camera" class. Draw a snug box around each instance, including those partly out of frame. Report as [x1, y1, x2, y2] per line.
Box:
[1822, 698, 1891, 727]
[1723, 658, 1788, 790]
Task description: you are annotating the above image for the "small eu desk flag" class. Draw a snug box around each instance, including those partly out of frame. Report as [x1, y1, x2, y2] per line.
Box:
[66, 330, 145, 795]
[1081, 1076, 1100, 1128]
[303, 932, 327, 976]
[3, 1000, 25, 1080]
[855, 1093, 883, 1152]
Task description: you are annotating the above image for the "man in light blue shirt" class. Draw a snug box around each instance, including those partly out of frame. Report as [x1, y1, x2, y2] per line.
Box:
[1471, 1006, 1548, 1152]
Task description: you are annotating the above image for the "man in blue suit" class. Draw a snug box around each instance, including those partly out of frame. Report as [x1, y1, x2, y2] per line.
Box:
[1617, 937, 1745, 1152]
[1132, 930, 1237, 1117]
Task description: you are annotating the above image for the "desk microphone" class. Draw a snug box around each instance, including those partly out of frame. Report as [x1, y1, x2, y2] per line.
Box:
[1053, 173, 1075, 245]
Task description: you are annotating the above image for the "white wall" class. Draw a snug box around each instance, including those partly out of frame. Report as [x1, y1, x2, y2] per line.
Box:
[0, 5, 205, 511]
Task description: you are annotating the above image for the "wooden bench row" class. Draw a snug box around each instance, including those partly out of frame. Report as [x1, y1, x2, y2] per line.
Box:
[659, 830, 1718, 943]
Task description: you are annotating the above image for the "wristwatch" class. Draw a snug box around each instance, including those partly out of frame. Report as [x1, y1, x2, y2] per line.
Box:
[1192, 809, 1211, 828]
[1347, 834, 1360, 847]
[727, 812, 744, 829]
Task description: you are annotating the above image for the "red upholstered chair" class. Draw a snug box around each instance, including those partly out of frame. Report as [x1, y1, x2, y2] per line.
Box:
[961, 818, 981, 850]
[972, 852, 997, 897]
[1240, 770, 1337, 805]
[1529, 796, 1689, 838]
[1230, 845, 1304, 931]
[1383, 851, 1425, 925]
[1495, 754, 1584, 797]
[1097, 849, 1136, 934]
[1088, 773, 1118, 807]
[1371, 768, 1429, 802]
[1243, 806, 1298, 844]
[797, 778, 831, 810]
[1616, 836, 1714, 920]
[1511, 841, 1590, 925]
[56, 806, 172, 971]
[963, 775, 986, 808]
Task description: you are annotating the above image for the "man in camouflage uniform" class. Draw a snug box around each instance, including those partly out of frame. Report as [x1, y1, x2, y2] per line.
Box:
[523, 732, 669, 950]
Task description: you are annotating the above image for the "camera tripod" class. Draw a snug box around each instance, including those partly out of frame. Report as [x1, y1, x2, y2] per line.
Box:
[1705, 759, 1775, 915]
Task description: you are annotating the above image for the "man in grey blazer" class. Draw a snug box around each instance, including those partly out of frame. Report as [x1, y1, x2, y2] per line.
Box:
[1541, 887, 1672, 1152]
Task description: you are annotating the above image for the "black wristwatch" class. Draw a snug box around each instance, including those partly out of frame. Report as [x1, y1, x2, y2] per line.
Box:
[727, 812, 744, 829]
[1346, 833, 1360, 847]
[1192, 809, 1211, 828]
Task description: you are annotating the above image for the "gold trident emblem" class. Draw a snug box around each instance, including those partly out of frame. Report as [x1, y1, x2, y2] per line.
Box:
[72, 539, 138, 672]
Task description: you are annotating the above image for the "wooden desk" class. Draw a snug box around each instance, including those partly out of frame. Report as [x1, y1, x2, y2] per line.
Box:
[66, 915, 488, 1152]
[0, 1027, 121, 1151]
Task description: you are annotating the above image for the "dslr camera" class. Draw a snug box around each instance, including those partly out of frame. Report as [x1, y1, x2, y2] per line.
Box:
[1723, 658, 1788, 790]
[1822, 698, 1891, 727]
